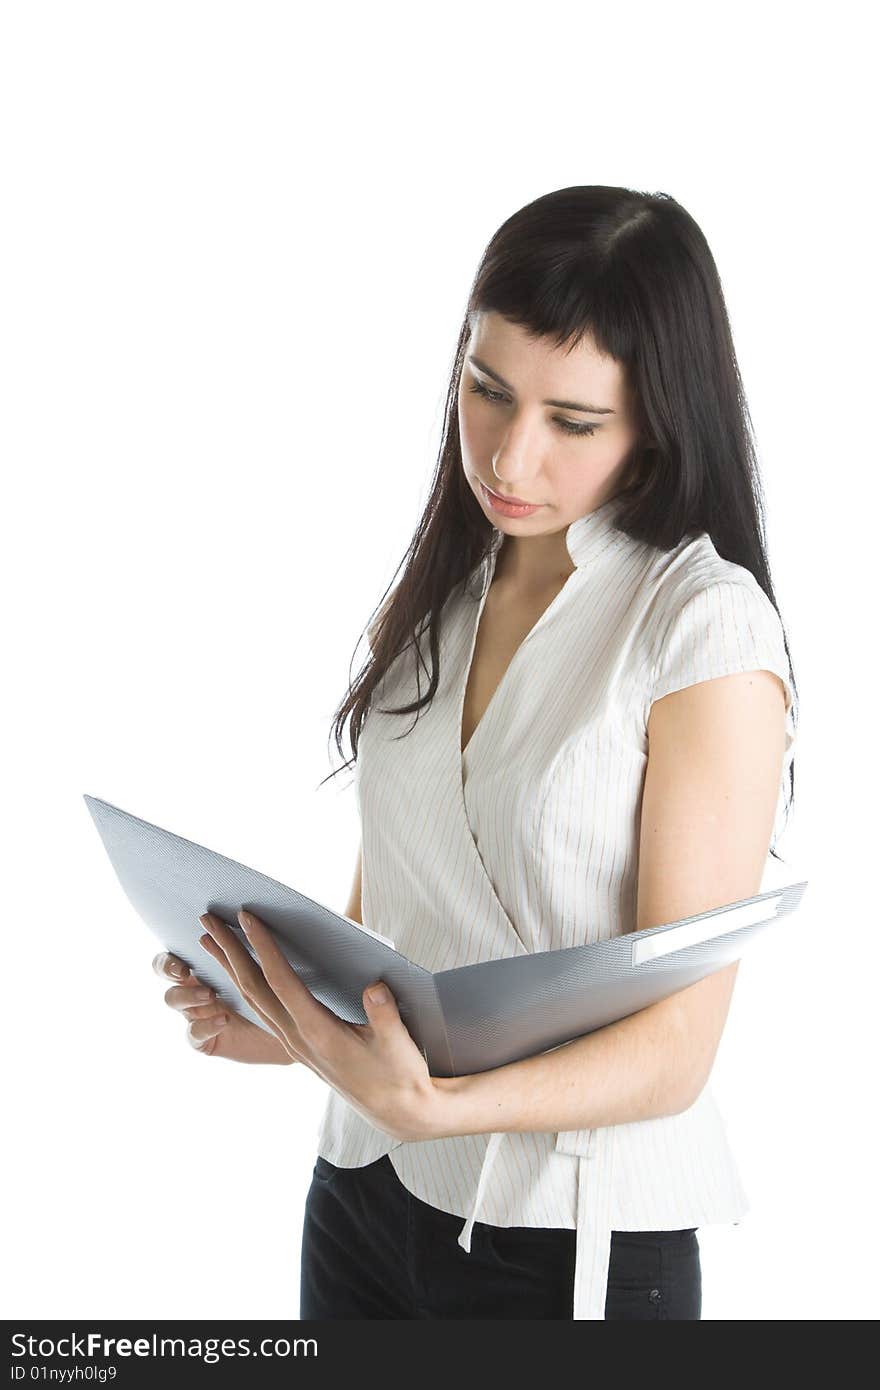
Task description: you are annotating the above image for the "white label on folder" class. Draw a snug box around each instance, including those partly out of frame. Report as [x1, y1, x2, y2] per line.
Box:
[340, 914, 396, 950]
[631, 897, 780, 965]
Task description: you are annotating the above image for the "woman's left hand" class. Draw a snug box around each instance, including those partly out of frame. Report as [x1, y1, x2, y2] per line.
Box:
[198, 909, 446, 1142]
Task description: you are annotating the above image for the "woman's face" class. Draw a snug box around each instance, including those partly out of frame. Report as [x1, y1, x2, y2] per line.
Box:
[458, 310, 642, 543]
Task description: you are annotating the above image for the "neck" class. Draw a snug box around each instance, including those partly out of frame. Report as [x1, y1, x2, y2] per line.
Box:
[493, 532, 576, 596]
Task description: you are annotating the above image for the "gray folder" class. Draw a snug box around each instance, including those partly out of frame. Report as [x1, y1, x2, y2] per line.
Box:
[84, 794, 809, 1078]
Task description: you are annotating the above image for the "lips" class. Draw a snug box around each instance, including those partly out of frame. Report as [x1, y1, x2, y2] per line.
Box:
[482, 482, 539, 507]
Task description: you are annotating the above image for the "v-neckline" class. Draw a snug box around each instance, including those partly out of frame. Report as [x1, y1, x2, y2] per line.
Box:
[458, 547, 583, 779]
[455, 493, 630, 787]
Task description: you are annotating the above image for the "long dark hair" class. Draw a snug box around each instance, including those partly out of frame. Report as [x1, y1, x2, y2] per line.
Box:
[322, 185, 798, 859]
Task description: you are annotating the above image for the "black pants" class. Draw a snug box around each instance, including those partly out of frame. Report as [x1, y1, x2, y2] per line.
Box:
[300, 1152, 701, 1320]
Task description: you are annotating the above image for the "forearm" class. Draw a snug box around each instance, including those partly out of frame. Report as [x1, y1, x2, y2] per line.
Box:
[429, 995, 701, 1139]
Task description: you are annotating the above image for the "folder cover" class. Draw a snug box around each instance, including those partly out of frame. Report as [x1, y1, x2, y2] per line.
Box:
[84, 794, 808, 1077]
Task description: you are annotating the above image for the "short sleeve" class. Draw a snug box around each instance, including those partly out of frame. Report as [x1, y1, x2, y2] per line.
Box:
[649, 580, 796, 760]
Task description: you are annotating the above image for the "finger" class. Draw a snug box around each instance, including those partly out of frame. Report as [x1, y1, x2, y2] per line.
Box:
[197, 923, 261, 1014]
[164, 983, 218, 1012]
[198, 920, 284, 1039]
[153, 951, 190, 981]
[238, 911, 333, 1039]
[197, 925, 267, 1018]
[202, 915, 299, 1045]
[200, 911, 293, 1034]
[186, 1012, 228, 1051]
[181, 999, 226, 1021]
[197, 920, 238, 978]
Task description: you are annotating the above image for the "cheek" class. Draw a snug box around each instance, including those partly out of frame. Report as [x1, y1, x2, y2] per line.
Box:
[549, 437, 613, 492]
[458, 397, 483, 458]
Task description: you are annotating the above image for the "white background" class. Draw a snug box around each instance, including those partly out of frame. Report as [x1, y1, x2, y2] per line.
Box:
[2, 0, 876, 1322]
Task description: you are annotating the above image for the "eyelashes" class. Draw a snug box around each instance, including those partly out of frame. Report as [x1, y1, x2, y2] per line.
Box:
[467, 379, 598, 438]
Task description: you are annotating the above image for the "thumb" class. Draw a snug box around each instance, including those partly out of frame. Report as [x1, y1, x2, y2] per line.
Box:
[363, 982, 421, 1065]
[363, 981, 394, 1015]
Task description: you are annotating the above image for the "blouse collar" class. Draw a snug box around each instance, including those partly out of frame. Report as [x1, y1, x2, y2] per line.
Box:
[484, 491, 630, 573]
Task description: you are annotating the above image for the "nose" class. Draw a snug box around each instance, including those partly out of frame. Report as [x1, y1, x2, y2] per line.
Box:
[491, 434, 544, 498]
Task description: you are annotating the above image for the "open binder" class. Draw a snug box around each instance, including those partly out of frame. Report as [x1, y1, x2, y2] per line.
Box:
[84, 794, 808, 1078]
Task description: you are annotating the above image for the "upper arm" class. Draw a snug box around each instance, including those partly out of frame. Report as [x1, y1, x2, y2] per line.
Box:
[636, 579, 794, 1101]
[344, 840, 363, 924]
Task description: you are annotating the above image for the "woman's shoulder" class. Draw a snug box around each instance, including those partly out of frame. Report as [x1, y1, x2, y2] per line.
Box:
[640, 530, 792, 722]
[646, 529, 769, 619]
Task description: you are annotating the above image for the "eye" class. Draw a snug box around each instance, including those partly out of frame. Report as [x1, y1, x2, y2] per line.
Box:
[467, 378, 598, 438]
[468, 378, 507, 405]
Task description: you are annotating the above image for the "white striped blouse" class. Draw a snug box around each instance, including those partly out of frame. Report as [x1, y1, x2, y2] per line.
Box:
[316, 493, 796, 1320]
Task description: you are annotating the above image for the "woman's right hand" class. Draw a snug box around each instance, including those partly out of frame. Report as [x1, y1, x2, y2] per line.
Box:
[153, 950, 296, 1065]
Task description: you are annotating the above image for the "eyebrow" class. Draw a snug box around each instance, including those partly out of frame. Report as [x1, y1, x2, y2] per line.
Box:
[467, 354, 616, 415]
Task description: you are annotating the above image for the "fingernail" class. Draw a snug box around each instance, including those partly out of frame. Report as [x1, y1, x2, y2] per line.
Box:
[368, 984, 389, 1004]
[169, 963, 186, 979]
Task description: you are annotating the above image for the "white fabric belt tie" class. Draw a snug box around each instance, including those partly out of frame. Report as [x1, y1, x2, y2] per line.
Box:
[456, 1127, 618, 1320]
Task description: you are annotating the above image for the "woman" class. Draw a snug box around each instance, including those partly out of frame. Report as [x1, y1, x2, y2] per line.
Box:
[155, 185, 798, 1320]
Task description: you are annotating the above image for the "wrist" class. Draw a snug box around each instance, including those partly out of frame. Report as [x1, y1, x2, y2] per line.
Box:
[423, 1073, 473, 1140]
